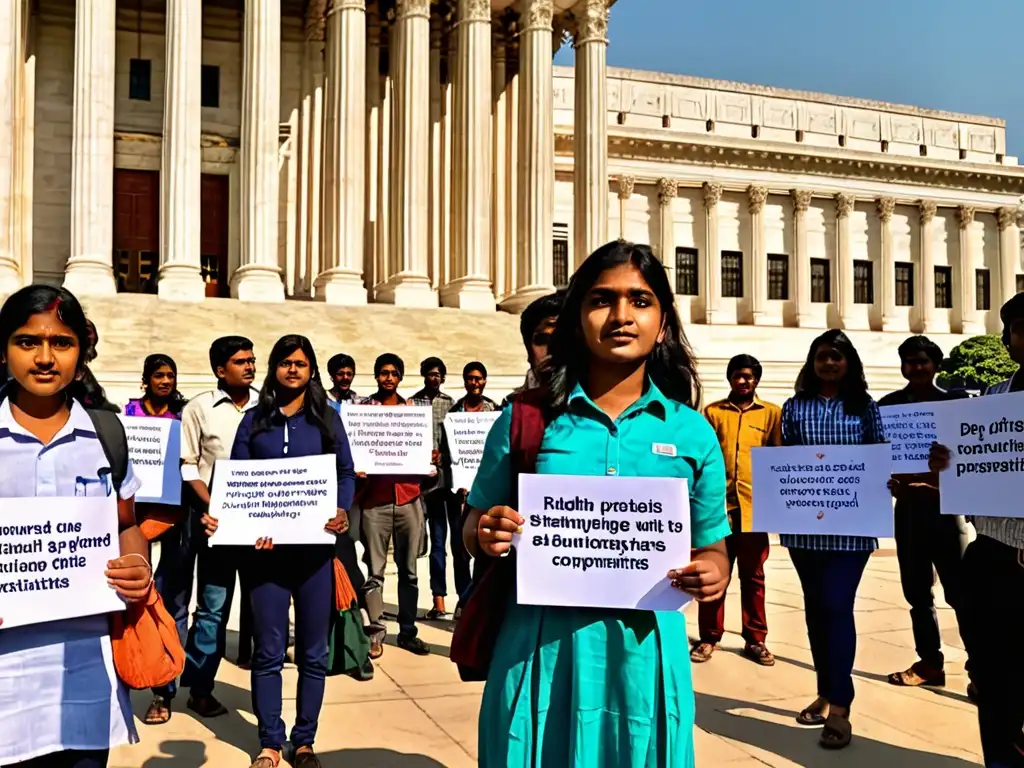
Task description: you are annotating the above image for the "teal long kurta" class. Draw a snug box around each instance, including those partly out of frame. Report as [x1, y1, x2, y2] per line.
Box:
[467, 381, 731, 767]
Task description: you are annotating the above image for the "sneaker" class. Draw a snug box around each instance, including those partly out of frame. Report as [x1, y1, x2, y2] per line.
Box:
[397, 634, 431, 656]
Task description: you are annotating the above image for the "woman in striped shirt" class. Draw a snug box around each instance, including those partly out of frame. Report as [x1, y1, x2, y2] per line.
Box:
[781, 329, 886, 751]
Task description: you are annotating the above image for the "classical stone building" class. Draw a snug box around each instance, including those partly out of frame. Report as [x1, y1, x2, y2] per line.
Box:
[2, 0, 1024, 404]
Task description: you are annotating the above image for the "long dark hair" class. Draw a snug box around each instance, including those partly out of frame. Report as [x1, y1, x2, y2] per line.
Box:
[546, 241, 701, 412]
[0, 284, 98, 406]
[794, 329, 871, 415]
[251, 334, 334, 442]
[142, 353, 188, 415]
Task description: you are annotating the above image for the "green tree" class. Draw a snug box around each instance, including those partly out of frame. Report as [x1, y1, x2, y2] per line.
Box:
[937, 334, 1017, 389]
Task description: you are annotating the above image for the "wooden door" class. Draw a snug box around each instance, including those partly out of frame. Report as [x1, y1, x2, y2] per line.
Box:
[113, 169, 160, 293]
[200, 174, 231, 298]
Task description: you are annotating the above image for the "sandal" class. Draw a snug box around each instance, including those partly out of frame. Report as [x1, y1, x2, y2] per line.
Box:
[249, 748, 281, 768]
[143, 695, 171, 725]
[819, 713, 852, 750]
[796, 698, 829, 727]
[743, 643, 776, 667]
[369, 628, 385, 660]
[689, 641, 716, 663]
[887, 661, 945, 687]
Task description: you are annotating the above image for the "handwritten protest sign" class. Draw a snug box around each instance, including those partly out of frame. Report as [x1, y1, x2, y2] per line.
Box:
[341, 405, 433, 475]
[880, 404, 937, 474]
[750, 444, 893, 536]
[0, 497, 123, 628]
[444, 411, 501, 491]
[120, 417, 181, 505]
[934, 391, 1024, 518]
[208, 455, 337, 546]
[512, 474, 691, 611]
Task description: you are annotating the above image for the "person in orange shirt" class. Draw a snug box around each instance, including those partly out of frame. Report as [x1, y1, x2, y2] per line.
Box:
[693, 354, 782, 666]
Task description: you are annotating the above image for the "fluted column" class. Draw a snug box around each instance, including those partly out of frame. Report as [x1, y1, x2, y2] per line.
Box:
[501, 0, 554, 313]
[958, 205, 983, 334]
[157, 0, 204, 301]
[616, 174, 634, 239]
[316, 0, 367, 304]
[791, 189, 813, 327]
[702, 182, 722, 323]
[490, 23, 509, 299]
[571, 0, 608, 267]
[834, 193, 855, 328]
[233, 0, 284, 301]
[657, 178, 676, 274]
[998, 206, 1021, 306]
[64, 0, 117, 296]
[379, 0, 435, 306]
[428, 16, 444, 290]
[747, 185, 768, 323]
[373, 29, 391, 294]
[877, 196, 898, 329]
[0, 0, 19, 295]
[918, 200, 937, 332]
[442, 0, 493, 309]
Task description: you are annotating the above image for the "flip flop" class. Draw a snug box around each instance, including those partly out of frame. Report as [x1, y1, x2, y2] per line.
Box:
[819, 713, 852, 750]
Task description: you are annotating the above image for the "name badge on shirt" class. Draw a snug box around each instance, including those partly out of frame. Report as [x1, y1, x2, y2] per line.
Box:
[652, 443, 677, 457]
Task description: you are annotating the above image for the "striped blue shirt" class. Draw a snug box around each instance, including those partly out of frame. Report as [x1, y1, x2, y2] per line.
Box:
[779, 394, 886, 552]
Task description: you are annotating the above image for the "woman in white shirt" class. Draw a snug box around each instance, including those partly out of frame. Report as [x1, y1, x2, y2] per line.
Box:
[0, 285, 152, 767]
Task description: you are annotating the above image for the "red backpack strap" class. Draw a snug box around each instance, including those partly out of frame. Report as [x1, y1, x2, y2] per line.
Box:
[508, 389, 548, 505]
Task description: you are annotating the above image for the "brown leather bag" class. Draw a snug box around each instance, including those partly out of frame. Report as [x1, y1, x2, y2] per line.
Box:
[109, 586, 186, 690]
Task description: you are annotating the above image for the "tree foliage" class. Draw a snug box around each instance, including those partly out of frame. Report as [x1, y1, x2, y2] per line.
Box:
[937, 334, 1017, 389]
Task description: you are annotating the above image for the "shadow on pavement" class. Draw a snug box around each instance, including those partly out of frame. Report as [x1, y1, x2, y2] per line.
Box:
[141, 740, 207, 767]
[317, 749, 448, 767]
[696, 692, 979, 766]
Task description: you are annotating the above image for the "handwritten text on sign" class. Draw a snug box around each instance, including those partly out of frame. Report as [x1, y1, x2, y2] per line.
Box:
[513, 474, 691, 611]
[444, 411, 501, 492]
[934, 391, 1024, 518]
[340, 405, 433, 475]
[208, 455, 337, 545]
[120, 416, 181, 505]
[880, 403, 937, 474]
[750, 444, 893, 537]
[0, 497, 123, 628]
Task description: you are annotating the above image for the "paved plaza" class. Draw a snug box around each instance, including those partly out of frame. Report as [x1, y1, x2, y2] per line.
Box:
[112, 543, 983, 767]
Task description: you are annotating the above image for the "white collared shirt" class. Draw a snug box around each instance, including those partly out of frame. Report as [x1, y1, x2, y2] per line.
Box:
[180, 387, 259, 485]
[0, 396, 142, 763]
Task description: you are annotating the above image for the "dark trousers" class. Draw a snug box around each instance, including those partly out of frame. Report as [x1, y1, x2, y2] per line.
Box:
[361, 500, 424, 637]
[425, 490, 472, 600]
[152, 502, 236, 700]
[961, 536, 1024, 768]
[247, 546, 334, 751]
[790, 548, 871, 709]
[894, 499, 970, 669]
[11, 750, 108, 767]
[697, 530, 770, 645]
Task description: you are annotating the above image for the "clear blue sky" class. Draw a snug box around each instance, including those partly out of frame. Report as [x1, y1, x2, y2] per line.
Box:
[555, 0, 1024, 154]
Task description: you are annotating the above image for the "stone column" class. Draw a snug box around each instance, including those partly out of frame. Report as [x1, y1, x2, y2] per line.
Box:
[0, 0, 19, 295]
[501, 0, 554, 313]
[747, 185, 768, 323]
[834, 193, 855, 328]
[791, 189, 813, 327]
[998, 206, 1021, 306]
[616, 174, 634, 240]
[64, 0, 117, 296]
[157, 0, 204, 301]
[571, 0, 608, 267]
[657, 177, 676, 272]
[363, 19, 381, 293]
[442, 0, 493, 309]
[373, 29, 391, 293]
[919, 200, 937, 331]
[876, 196, 898, 329]
[379, 0, 435, 306]
[233, 0, 284, 301]
[958, 205, 983, 334]
[490, 22, 509, 299]
[428, 16, 444, 290]
[702, 181, 722, 323]
[316, 0, 367, 304]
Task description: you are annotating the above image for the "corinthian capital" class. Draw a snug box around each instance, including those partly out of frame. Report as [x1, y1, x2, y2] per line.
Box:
[791, 189, 813, 213]
[461, 0, 491, 22]
[328, 0, 366, 15]
[702, 182, 723, 210]
[396, 0, 431, 20]
[998, 206, 1021, 231]
[835, 193, 855, 219]
[616, 175, 636, 200]
[572, 0, 608, 45]
[520, 0, 553, 31]
[747, 185, 768, 214]
[957, 205, 976, 230]
[919, 199, 937, 224]
[876, 197, 896, 223]
[657, 178, 677, 204]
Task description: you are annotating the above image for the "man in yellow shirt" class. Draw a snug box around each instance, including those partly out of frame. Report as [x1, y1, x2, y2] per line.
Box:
[693, 354, 782, 666]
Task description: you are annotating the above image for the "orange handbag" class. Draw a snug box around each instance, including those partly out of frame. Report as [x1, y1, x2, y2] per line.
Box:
[109, 587, 186, 690]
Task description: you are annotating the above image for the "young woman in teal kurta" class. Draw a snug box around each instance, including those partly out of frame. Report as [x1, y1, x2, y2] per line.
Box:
[463, 242, 731, 767]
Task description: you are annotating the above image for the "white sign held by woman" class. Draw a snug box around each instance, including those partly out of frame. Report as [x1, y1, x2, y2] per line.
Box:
[119, 416, 181, 505]
[879, 403, 938, 474]
[340, 405, 433, 475]
[444, 411, 501, 491]
[208, 455, 337, 545]
[750, 444, 893, 536]
[512, 474, 691, 611]
[0, 497, 123, 628]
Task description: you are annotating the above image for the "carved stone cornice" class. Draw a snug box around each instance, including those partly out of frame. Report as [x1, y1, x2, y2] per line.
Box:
[791, 189, 813, 213]
[571, 0, 608, 46]
[957, 205, 976, 230]
[396, 0, 430, 21]
[657, 178, 677, 204]
[616, 174, 636, 200]
[702, 181, 723, 210]
[919, 200, 938, 223]
[747, 185, 768, 214]
[520, 0, 553, 32]
[835, 193, 855, 219]
[876, 196, 896, 223]
[998, 206, 1021, 231]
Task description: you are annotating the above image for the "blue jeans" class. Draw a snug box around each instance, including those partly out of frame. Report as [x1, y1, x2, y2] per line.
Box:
[789, 548, 871, 709]
[248, 546, 334, 750]
[426, 490, 471, 599]
[152, 504, 236, 700]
